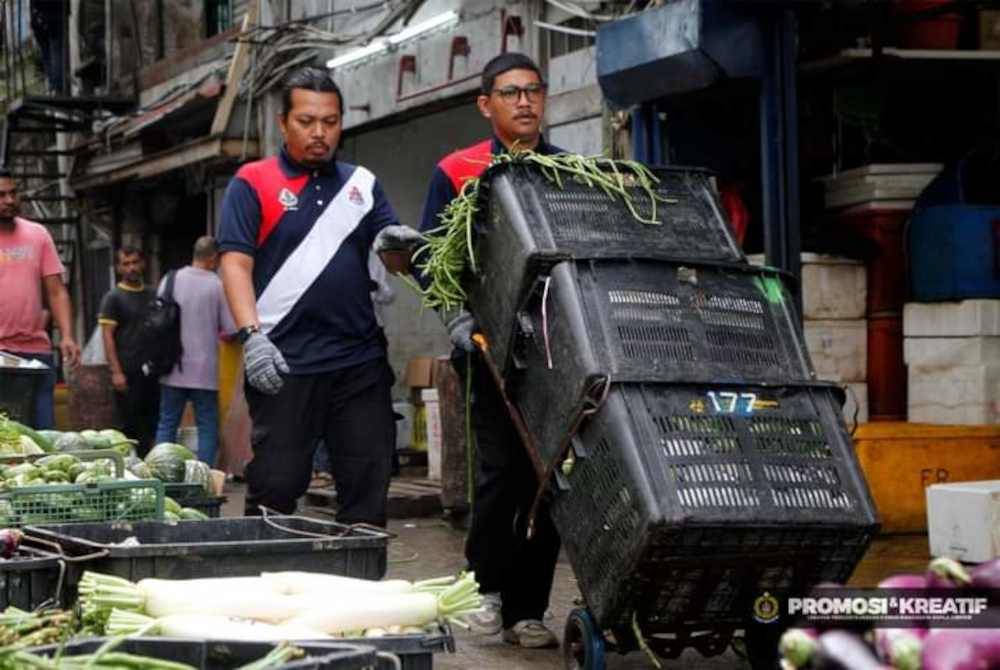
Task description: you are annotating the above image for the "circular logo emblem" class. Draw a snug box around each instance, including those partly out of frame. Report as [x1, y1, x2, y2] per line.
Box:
[753, 592, 780, 624]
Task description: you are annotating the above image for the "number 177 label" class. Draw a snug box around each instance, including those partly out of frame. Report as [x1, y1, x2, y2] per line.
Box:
[707, 391, 757, 414]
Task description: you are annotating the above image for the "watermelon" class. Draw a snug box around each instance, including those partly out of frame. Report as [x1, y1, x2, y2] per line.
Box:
[99, 429, 138, 457]
[125, 456, 153, 480]
[183, 460, 212, 493]
[144, 443, 196, 482]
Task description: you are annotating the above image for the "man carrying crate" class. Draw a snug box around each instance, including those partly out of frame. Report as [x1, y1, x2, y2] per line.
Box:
[415, 53, 563, 650]
[0, 168, 80, 428]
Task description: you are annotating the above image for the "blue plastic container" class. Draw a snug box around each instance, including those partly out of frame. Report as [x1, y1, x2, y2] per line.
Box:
[908, 204, 1000, 301]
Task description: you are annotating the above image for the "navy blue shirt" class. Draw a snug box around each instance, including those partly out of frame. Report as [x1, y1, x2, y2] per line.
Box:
[218, 147, 399, 374]
[416, 136, 563, 295]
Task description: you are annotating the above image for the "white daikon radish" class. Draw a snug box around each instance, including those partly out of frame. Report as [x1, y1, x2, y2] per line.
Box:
[283, 573, 482, 634]
[137, 582, 305, 622]
[260, 572, 454, 595]
[107, 609, 331, 641]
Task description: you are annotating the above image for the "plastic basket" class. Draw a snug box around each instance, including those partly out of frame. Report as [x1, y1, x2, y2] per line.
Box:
[0, 478, 164, 527]
[550, 382, 879, 632]
[342, 625, 455, 670]
[26, 637, 381, 669]
[0, 353, 48, 426]
[24, 516, 390, 606]
[508, 259, 814, 464]
[0, 546, 65, 611]
[467, 163, 744, 370]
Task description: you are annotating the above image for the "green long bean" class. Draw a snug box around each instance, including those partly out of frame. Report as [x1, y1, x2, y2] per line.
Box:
[411, 150, 673, 311]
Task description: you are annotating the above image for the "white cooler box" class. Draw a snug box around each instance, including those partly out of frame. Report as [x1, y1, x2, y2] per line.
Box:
[927, 480, 1000, 563]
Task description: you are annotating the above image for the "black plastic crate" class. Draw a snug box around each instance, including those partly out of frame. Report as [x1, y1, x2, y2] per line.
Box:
[24, 516, 389, 605]
[27, 637, 379, 669]
[164, 483, 226, 518]
[510, 259, 814, 464]
[184, 496, 226, 518]
[467, 164, 744, 371]
[342, 627, 454, 670]
[0, 546, 64, 611]
[0, 354, 48, 425]
[550, 382, 879, 632]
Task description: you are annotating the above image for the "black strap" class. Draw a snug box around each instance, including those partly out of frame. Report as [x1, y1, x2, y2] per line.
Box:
[163, 270, 177, 302]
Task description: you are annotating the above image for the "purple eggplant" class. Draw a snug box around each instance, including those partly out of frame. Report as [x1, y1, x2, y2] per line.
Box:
[879, 574, 929, 590]
[815, 630, 889, 670]
[780, 627, 819, 668]
[874, 628, 924, 670]
[926, 558, 972, 589]
[921, 628, 1000, 670]
[970, 559, 1000, 590]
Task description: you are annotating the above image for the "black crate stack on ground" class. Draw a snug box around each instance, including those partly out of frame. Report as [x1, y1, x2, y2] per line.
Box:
[466, 162, 880, 638]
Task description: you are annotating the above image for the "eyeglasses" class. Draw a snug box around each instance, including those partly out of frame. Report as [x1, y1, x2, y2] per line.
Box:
[491, 83, 548, 104]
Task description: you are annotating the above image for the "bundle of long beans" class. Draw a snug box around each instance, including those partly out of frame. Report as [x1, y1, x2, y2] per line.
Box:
[0, 608, 74, 650]
[410, 150, 670, 312]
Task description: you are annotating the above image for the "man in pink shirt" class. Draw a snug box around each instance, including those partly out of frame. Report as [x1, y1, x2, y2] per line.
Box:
[0, 168, 80, 427]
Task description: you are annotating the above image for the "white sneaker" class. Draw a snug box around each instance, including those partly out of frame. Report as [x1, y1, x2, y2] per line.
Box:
[501, 619, 559, 649]
[466, 592, 502, 635]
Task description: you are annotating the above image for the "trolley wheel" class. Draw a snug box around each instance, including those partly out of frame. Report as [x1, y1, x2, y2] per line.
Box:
[563, 608, 607, 670]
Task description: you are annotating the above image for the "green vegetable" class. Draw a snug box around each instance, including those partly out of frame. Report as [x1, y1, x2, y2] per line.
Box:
[163, 496, 183, 517]
[164, 510, 180, 522]
[0, 414, 22, 456]
[411, 150, 669, 311]
[179, 507, 209, 521]
[145, 443, 197, 483]
[80, 429, 113, 451]
[17, 436, 43, 455]
[36, 453, 80, 473]
[7, 421, 54, 453]
[53, 431, 89, 452]
[100, 428, 138, 458]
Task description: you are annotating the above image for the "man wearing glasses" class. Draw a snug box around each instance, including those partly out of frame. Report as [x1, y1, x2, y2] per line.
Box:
[417, 53, 562, 649]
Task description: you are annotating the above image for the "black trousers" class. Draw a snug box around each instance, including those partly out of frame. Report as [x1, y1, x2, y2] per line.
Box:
[456, 352, 561, 627]
[243, 357, 396, 526]
[112, 371, 160, 457]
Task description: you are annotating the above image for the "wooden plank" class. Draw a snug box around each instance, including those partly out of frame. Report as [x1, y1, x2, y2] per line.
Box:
[210, 5, 259, 136]
[72, 136, 258, 190]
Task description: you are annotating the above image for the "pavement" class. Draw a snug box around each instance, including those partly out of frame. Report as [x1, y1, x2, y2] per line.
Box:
[221, 485, 930, 670]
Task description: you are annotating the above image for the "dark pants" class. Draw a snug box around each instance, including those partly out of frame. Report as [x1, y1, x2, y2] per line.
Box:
[456, 352, 561, 627]
[243, 357, 396, 526]
[11, 351, 56, 429]
[112, 371, 160, 457]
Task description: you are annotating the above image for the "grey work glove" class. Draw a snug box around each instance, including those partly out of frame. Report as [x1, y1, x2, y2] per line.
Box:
[243, 331, 290, 395]
[445, 309, 477, 353]
[373, 225, 424, 253]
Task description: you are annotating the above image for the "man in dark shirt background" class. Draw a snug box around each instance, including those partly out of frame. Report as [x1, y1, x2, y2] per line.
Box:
[99, 247, 158, 455]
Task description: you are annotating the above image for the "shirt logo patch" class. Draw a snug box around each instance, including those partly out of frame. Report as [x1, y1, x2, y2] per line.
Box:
[278, 188, 299, 211]
[348, 186, 365, 207]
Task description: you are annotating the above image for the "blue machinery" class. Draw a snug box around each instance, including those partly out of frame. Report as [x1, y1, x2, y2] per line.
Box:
[597, 0, 802, 285]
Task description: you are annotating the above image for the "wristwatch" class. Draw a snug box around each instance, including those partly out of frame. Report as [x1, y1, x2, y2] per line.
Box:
[237, 324, 261, 344]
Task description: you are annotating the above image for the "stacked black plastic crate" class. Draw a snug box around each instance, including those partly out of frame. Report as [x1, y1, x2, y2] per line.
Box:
[466, 163, 880, 641]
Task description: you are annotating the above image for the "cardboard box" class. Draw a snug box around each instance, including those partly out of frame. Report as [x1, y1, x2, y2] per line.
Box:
[926, 480, 1000, 563]
[422, 388, 442, 481]
[405, 357, 436, 389]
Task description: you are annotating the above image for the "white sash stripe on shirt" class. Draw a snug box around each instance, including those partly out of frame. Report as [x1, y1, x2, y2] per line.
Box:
[257, 166, 376, 334]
